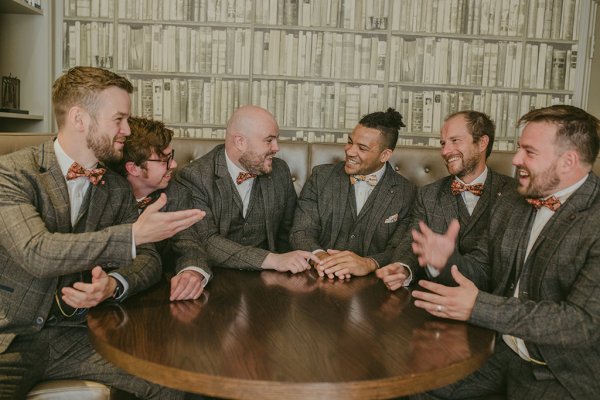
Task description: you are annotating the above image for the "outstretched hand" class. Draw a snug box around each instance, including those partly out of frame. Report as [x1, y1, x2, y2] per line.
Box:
[133, 193, 206, 245]
[412, 219, 460, 271]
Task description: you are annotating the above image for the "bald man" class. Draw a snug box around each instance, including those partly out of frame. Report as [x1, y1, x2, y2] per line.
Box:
[175, 105, 319, 272]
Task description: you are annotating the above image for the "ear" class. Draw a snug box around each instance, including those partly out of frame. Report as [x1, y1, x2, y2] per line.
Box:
[560, 150, 579, 172]
[478, 135, 489, 154]
[125, 161, 142, 177]
[232, 133, 246, 152]
[379, 148, 393, 163]
[67, 106, 86, 132]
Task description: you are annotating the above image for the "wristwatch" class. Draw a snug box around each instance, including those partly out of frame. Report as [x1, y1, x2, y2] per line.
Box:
[112, 280, 124, 300]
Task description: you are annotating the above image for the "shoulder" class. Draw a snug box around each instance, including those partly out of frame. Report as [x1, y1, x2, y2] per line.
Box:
[418, 175, 451, 195]
[489, 168, 517, 188]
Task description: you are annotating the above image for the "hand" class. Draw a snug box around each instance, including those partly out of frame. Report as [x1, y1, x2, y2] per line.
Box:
[62, 266, 116, 308]
[376, 262, 410, 291]
[412, 265, 478, 321]
[262, 250, 320, 273]
[411, 219, 460, 270]
[317, 249, 377, 280]
[133, 193, 206, 245]
[170, 270, 206, 301]
[310, 250, 330, 277]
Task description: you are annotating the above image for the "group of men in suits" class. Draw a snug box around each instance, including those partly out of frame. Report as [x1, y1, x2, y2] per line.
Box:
[1, 65, 599, 399]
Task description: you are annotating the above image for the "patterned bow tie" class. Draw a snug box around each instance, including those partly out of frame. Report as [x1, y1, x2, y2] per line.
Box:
[66, 162, 106, 186]
[236, 171, 257, 185]
[526, 196, 561, 211]
[350, 174, 378, 186]
[137, 196, 154, 210]
[450, 180, 484, 196]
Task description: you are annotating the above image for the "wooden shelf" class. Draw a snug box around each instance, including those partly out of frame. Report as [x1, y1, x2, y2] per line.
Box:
[0, 112, 43, 120]
[0, 0, 42, 15]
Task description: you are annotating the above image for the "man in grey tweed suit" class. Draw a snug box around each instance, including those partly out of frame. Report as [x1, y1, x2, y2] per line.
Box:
[409, 105, 600, 399]
[175, 105, 319, 273]
[290, 108, 416, 279]
[0, 67, 204, 399]
[377, 111, 515, 289]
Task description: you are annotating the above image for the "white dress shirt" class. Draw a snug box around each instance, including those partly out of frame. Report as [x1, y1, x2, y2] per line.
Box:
[225, 149, 255, 217]
[353, 164, 386, 214]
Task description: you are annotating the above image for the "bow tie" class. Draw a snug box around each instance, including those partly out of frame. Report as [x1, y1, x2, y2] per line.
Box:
[450, 180, 484, 196]
[236, 171, 257, 185]
[526, 196, 561, 211]
[350, 174, 378, 186]
[137, 196, 154, 210]
[66, 162, 106, 186]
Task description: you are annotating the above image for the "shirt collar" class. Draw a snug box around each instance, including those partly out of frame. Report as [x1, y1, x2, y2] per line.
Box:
[547, 174, 588, 204]
[455, 166, 488, 186]
[225, 148, 252, 184]
[54, 139, 99, 177]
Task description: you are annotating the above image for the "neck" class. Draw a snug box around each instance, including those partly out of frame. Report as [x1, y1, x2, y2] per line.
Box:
[127, 177, 154, 199]
[57, 130, 98, 167]
[457, 163, 486, 184]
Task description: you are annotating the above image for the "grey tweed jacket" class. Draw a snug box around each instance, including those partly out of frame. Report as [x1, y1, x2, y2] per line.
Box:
[0, 140, 162, 353]
[290, 162, 416, 266]
[393, 168, 516, 280]
[442, 173, 600, 398]
[174, 144, 296, 270]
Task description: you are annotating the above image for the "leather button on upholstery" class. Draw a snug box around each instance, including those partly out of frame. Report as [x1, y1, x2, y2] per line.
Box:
[424, 167, 431, 173]
[292, 177, 296, 182]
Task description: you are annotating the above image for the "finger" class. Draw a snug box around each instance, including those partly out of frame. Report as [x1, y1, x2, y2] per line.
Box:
[450, 265, 469, 286]
[412, 289, 446, 306]
[414, 299, 447, 316]
[170, 275, 185, 300]
[417, 279, 454, 296]
[91, 266, 105, 280]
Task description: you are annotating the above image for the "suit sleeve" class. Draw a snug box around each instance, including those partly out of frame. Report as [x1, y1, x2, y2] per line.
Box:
[175, 167, 269, 270]
[0, 156, 153, 281]
[289, 166, 325, 252]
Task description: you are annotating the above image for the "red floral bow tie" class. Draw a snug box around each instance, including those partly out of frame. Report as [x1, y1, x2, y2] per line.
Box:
[526, 196, 561, 211]
[137, 196, 154, 210]
[236, 171, 257, 185]
[350, 174, 378, 186]
[450, 180, 484, 196]
[66, 162, 106, 186]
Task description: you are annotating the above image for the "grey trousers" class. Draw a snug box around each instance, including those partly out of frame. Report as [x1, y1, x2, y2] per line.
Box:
[410, 339, 573, 400]
[0, 325, 186, 400]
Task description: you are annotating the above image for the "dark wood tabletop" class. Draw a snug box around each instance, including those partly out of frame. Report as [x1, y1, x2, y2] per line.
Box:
[88, 269, 495, 399]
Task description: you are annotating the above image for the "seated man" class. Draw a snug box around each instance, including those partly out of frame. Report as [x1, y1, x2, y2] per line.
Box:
[409, 105, 600, 399]
[377, 111, 515, 290]
[290, 108, 416, 279]
[114, 116, 211, 301]
[175, 105, 319, 272]
[0, 66, 204, 398]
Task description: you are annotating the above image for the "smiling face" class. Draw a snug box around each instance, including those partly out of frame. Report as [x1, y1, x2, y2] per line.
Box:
[512, 121, 563, 198]
[139, 146, 177, 193]
[238, 120, 280, 175]
[344, 124, 391, 176]
[440, 115, 487, 183]
[85, 87, 131, 163]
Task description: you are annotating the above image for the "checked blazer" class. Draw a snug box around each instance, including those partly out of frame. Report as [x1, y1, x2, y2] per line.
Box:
[174, 144, 296, 270]
[290, 162, 416, 266]
[440, 173, 600, 398]
[0, 140, 162, 353]
[392, 168, 516, 280]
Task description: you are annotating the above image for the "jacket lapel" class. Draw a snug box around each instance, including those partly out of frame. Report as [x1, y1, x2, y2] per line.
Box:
[361, 164, 396, 251]
[440, 177, 459, 229]
[214, 147, 235, 235]
[461, 171, 495, 237]
[259, 173, 275, 250]
[37, 140, 71, 233]
[330, 164, 350, 246]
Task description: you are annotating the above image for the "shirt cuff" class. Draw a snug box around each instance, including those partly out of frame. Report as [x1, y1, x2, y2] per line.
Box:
[398, 262, 413, 286]
[426, 264, 441, 278]
[178, 266, 210, 287]
[131, 228, 137, 259]
[108, 272, 129, 301]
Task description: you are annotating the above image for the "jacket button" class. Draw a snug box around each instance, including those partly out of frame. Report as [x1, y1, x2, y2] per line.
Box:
[36, 316, 44, 325]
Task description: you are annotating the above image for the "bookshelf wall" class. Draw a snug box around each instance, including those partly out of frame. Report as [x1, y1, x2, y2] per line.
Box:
[57, 0, 597, 150]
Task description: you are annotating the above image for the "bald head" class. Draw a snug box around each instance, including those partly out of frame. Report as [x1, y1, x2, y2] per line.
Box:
[225, 105, 280, 175]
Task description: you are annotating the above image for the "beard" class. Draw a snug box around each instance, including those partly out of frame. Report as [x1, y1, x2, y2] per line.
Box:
[446, 151, 480, 179]
[517, 164, 561, 198]
[86, 122, 122, 163]
[239, 149, 273, 175]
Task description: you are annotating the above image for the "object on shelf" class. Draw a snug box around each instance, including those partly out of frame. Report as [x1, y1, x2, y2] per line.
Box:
[1, 75, 29, 114]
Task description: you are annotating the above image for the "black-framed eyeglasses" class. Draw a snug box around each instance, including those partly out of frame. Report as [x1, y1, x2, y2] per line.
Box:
[147, 149, 175, 169]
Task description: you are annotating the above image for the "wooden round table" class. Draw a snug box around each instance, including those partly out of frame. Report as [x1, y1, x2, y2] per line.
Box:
[88, 269, 494, 399]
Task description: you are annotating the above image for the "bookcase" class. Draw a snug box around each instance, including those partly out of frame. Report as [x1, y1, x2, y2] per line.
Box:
[0, 0, 51, 132]
[57, 0, 597, 151]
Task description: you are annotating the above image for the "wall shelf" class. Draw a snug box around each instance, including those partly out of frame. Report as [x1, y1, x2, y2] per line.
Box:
[0, 0, 42, 15]
[0, 112, 43, 120]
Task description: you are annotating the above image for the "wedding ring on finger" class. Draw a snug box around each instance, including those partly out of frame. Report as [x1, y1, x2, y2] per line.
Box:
[436, 304, 443, 312]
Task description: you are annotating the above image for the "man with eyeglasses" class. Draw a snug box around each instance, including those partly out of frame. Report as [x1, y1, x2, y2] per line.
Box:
[112, 116, 211, 301]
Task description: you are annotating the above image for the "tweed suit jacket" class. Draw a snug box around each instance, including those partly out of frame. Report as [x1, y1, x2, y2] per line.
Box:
[392, 168, 516, 281]
[175, 144, 296, 270]
[0, 140, 162, 353]
[290, 162, 416, 266]
[439, 173, 600, 398]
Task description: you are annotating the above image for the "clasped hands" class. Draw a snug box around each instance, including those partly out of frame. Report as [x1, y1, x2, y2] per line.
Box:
[312, 249, 378, 280]
[378, 219, 479, 322]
